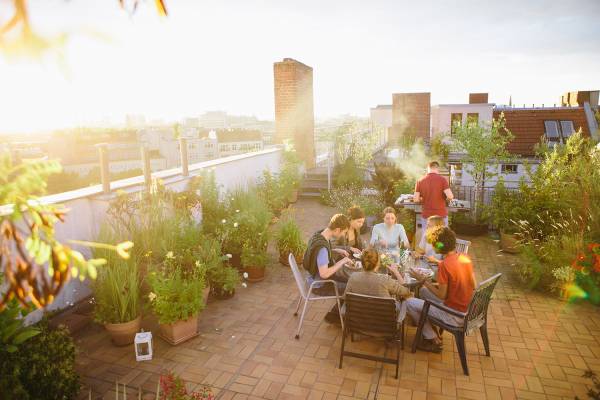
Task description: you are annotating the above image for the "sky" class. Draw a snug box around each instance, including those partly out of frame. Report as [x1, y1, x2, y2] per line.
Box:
[0, 0, 599, 134]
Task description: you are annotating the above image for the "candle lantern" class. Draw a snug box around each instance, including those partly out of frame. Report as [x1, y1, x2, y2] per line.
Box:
[135, 330, 153, 361]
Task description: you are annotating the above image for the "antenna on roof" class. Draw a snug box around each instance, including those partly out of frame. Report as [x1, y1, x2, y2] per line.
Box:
[509, 95, 512, 107]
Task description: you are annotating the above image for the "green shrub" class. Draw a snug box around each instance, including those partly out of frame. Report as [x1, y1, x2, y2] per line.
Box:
[276, 214, 306, 257]
[241, 242, 268, 268]
[334, 157, 364, 188]
[0, 320, 80, 400]
[371, 161, 406, 206]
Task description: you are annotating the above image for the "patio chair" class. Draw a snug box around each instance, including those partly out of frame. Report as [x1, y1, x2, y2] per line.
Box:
[411, 273, 502, 376]
[339, 293, 404, 379]
[456, 238, 471, 254]
[289, 253, 344, 339]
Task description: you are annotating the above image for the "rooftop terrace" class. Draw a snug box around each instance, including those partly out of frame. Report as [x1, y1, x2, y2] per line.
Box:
[73, 198, 599, 400]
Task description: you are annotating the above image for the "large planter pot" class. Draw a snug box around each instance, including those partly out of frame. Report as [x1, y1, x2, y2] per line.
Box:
[288, 190, 298, 204]
[244, 265, 266, 282]
[500, 232, 520, 253]
[451, 222, 488, 236]
[159, 314, 199, 345]
[279, 251, 303, 266]
[211, 286, 235, 300]
[104, 315, 142, 346]
[228, 252, 242, 270]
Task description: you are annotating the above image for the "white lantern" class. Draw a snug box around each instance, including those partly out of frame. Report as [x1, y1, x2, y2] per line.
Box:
[135, 330, 153, 361]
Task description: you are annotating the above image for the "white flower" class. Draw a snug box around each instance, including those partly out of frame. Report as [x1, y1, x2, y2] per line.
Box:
[195, 260, 201, 267]
[166, 251, 174, 259]
[242, 283, 247, 288]
[236, 209, 240, 213]
[234, 222, 239, 228]
[222, 219, 227, 224]
[243, 272, 249, 279]
[148, 292, 157, 302]
[226, 254, 232, 259]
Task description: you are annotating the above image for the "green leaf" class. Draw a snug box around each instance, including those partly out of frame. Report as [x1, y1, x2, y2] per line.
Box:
[13, 328, 41, 345]
[7, 344, 18, 353]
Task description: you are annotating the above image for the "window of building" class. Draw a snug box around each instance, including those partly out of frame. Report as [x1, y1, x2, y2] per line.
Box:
[560, 120, 575, 139]
[450, 113, 462, 135]
[467, 113, 479, 124]
[501, 164, 518, 174]
[545, 120, 576, 144]
[544, 121, 560, 143]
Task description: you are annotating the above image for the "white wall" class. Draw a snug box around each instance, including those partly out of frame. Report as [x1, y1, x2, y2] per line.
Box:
[63, 158, 168, 176]
[15, 147, 283, 323]
[431, 104, 494, 137]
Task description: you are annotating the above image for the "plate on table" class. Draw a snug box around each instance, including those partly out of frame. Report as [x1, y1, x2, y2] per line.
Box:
[413, 267, 434, 277]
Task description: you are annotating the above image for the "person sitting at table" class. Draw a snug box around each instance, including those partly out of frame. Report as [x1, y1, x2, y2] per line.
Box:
[303, 213, 352, 296]
[415, 215, 444, 263]
[370, 207, 411, 253]
[345, 248, 411, 321]
[406, 226, 476, 353]
[333, 206, 366, 257]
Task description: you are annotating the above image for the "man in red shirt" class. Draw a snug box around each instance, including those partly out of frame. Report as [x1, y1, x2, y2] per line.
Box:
[414, 161, 454, 243]
[407, 227, 476, 353]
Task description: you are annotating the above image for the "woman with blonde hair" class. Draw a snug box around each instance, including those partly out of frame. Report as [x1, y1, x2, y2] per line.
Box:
[415, 215, 445, 262]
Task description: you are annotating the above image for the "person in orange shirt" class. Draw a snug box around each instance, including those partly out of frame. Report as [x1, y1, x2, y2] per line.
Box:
[406, 226, 476, 353]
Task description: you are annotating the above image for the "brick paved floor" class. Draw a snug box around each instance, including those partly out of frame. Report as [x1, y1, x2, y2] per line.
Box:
[75, 199, 600, 399]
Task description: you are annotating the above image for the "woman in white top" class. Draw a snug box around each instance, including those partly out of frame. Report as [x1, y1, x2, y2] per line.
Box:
[370, 207, 410, 253]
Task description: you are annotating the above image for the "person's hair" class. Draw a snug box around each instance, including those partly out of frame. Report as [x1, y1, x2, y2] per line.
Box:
[428, 161, 440, 169]
[426, 226, 456, 255]
[427, 215, 445, 228]
[361, 247, 380, 271]
[328, 213, 350, 231]
[348, 206, 365, 221]
[382, 207, 396, 219]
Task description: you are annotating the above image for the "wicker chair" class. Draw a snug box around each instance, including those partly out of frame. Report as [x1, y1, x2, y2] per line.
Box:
[411, 273, 501, 375]
[339, 293, 404, 379]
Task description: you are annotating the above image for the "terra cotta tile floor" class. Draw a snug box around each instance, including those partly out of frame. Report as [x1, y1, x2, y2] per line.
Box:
[74, 198, 600, 400]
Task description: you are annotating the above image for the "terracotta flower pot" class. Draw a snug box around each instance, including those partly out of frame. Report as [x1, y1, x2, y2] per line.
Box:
[159, 314, 199, 345]
[500, 232, 519, 254]
[212, 286, 235, 300]
[104, 315, 142, 346]
[244, 265, 266, 282]
[228, 252, 242, 270]
[279, 251, 303, 266]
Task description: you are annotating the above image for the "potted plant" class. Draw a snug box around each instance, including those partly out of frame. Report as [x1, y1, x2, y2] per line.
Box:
[241, 241, 268, 282]
[209, 264, 240, 299]
[275, 216, 306, 266]
[280, 143, 303, 204]
[93, 256, 141, 346]
[485, 178, 525, 253]
[147, 252, 206, 345]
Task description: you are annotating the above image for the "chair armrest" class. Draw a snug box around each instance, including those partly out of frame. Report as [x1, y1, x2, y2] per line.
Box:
[426, 300, 466, 319]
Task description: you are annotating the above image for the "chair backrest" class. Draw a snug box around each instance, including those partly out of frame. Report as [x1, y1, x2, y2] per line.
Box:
[456, 239, 471, 254]
[345, 293, 398, 337]
[289, 253, 309, 299]
[465, 273, 501, 332]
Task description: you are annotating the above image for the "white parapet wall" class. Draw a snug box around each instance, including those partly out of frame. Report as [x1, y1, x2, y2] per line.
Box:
[7, 146, 283, 323]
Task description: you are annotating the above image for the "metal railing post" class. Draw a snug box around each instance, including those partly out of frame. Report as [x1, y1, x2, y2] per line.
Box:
[179, 137, 189, 177]
[327, 142, 332, 191]
[95, 143, 110, 194]
[141, 146, 151, 188]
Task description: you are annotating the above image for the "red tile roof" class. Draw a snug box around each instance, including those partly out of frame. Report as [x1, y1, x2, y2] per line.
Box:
[493, 107, 591, 156]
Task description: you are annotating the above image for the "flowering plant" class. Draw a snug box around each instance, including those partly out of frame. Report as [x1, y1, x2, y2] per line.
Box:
[159, 372, 215, 400]
[379, 254, 392, 268]
[572, 243, 600, 274]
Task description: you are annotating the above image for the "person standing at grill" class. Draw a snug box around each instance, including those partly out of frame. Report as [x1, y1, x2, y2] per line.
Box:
[414, 161, 454, 243]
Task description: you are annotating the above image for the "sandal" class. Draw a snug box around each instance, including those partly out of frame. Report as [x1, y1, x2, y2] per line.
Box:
[417, 338, 443, 353]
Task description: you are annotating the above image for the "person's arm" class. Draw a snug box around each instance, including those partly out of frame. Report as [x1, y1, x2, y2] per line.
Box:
[385, 264, 410, 298]
[413, 180, 421, 203]
[316, 247, 350, 280]
[444, 188, 454, 201]
[398, 225, 410, 248]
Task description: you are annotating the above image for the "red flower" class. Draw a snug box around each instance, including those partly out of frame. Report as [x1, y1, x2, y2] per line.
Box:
[587, 243, 600, 252]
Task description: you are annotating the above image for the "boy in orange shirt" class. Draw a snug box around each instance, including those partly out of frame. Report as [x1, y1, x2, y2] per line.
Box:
[407, 226, 476, 353]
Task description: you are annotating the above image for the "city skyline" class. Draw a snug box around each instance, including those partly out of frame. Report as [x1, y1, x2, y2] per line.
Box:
[1, 0, 599, 134]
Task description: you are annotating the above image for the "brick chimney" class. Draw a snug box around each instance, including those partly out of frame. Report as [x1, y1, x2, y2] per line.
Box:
[469, 93, 489, 104]
[390, 92, 431, 144]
